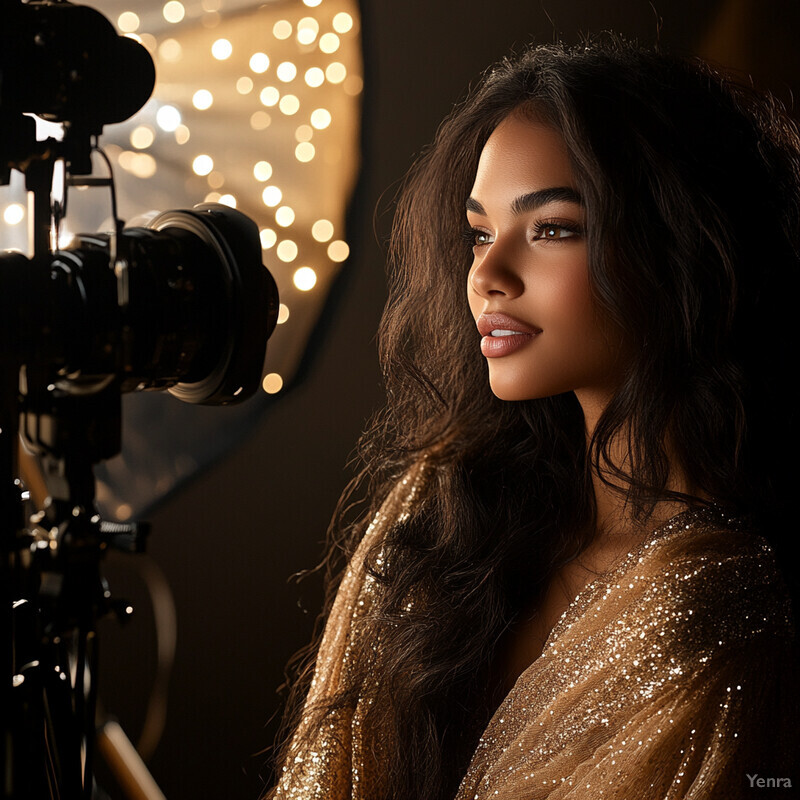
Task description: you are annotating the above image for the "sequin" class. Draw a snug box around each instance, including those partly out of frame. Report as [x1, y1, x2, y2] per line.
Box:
[272, 467, 798, 799]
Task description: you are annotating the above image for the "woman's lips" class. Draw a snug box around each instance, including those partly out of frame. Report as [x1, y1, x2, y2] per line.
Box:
[476, 312, 541, 358]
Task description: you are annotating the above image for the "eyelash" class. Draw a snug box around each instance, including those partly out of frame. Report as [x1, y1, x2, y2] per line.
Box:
[462, 220, 583, 248]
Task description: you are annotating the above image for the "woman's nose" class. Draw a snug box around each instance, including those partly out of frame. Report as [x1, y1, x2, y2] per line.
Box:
[468, 244, 525, 299]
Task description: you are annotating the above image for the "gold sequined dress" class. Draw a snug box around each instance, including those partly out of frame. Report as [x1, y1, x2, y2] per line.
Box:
[274, 464, 798, 799]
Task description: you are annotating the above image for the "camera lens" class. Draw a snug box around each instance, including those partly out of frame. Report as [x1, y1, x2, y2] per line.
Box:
[6, 204, 278, 406]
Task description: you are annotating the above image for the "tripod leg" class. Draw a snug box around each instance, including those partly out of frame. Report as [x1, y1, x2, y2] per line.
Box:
[95, 721, 166, 800]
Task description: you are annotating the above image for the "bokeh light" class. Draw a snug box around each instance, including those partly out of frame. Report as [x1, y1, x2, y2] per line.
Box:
[260, 87, 280, 107]
[277, 61, 298, 82]
[304, 67, 325, 88]
[260, 228, 277, 249]
[262, 373, 284, 394]
[118, 11, 140, 32]
[327, 240, 350, 262]
[312, 219, 334, 242]
[159, 38, 182, 61]
[277, 240, 298, 262]
[156, 105, 181, 131]
[295, 142, 315, 162]
[333, 12, 354, 33]
[325, 62, 347, 83]
[296, 17, 319, 44]
[192, 154, 214, 176]
[249, 52, 270, 73]
[273, 20, 292, 39]
[319, 33, 340, 54]
[310, 108, 331, 129]
[211, 38, 233, 60]
[279, 95, 300, 115]
[262, 185, 282, 207]
[293, 266, 317, 290]
[3, 204, 25, 225]
[162, 1, 185, 23]
[192, 89, 213, 110]
[253, 161, 273, 181]
[275, 206, 295, 227]
[130, 125, 155, 149]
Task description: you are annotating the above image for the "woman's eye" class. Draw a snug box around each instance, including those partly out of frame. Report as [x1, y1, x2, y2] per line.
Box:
[463, 226, 493, 248]
[533, 223, 580, 241]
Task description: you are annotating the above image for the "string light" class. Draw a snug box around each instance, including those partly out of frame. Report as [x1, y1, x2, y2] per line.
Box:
[122, 152, 157, 178]
[295, 142, 315, 162]
[277, 240, 298, 262]
[211, 38, 233, 60]
[192, 154, 214, 176]
[260, 87, 279, 107]
[275, 206, 295, 227]
[325, 62, 347, 83]
[159, 38, 182, 61]
[130, 125, 155, 149]
[262, 373, 283, 394]
[344, 75, 363, 96]
[118, 11, 140, 32]
[279, 95, 300, 115]
[175, 125, 190, 144]
[193, 89, 213, 110]
[250, 111, 272, 130]
[273, 20, 292, 39]
[162, 1, 185, 24]
[138, 33, 157, 53]
[3, 204, 25, 225]
[319, 33, 340, 54]
[253, 161, 273, 181]
[277, 61, 298, 82]
[304, 67, 325, 88]
[262, 185, 282, 207]
[332, 12, 354, 33]
[236, 77, 253, 94]
[310, 108, 331, 129]
[295, 125, 313, 142]
[219, 194, 237, 208]
[312, 219, 334, 242]
[293, 266, 317, 290]
[327, 240, 350, 262]
[260, 228, 277, 249]
[156, 105, 181, 131]
[277, 304, 290, 324]
[249, 52, 270, 73]
[296, 17, 319, 44]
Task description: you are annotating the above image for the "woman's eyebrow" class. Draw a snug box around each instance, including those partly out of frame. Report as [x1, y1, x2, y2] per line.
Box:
[466, 186, 582, 216]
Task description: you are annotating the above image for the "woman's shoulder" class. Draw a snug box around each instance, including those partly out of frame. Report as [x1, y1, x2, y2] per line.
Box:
[545, 507, 795, 664]
[615, 507, 794, 651]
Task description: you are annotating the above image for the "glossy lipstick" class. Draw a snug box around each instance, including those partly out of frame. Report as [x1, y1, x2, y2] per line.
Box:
[476, 312, 541, 358]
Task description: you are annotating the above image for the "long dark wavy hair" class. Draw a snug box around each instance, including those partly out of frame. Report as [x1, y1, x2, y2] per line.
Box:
[271, 36, 800, 800]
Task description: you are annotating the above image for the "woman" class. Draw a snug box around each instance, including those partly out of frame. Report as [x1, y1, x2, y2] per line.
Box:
[269, 37, 799, 799]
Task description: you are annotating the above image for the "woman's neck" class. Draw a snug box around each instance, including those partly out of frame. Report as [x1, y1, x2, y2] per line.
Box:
[578, 390, 694, 544]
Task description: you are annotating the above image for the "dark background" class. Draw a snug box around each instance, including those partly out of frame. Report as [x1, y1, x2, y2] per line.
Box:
[95, 1, 800, 797]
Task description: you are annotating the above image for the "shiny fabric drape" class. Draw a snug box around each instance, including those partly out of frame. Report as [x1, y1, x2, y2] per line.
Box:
[274, 463, 797, 799]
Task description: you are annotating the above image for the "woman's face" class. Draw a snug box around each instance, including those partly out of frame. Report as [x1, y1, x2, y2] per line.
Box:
[466, 112, 627, 414]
